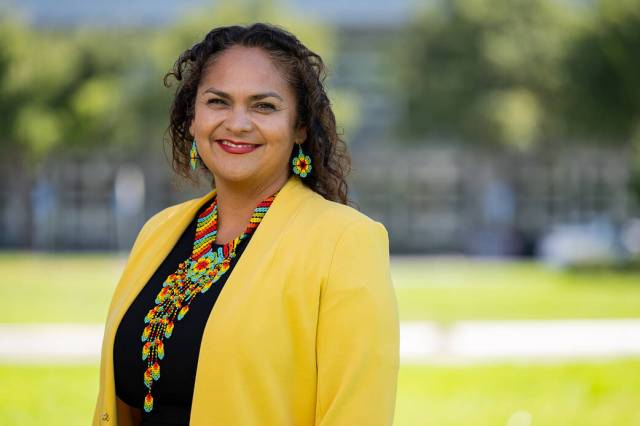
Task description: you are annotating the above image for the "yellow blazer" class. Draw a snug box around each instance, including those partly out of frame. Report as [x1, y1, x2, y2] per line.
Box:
[93, 175, 399, 425]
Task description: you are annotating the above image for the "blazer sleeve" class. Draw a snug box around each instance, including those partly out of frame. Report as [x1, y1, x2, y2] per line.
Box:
[315, 218, 400, 426]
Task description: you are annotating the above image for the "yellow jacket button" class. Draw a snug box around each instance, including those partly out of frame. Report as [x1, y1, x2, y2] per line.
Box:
[101, 412, 110, 422]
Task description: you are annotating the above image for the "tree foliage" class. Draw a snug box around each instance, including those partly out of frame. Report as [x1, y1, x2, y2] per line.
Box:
[397, 0, 639, 150]
[563, 0, 640, 143]
[0, 19, 149, 161]
[0, 0, 339, 167]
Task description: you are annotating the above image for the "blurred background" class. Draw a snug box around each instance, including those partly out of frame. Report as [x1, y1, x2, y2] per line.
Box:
[1, 0, 639, 424]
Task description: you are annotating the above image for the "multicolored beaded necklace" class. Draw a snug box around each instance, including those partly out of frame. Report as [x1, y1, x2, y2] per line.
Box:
[140, 191, 278, 413]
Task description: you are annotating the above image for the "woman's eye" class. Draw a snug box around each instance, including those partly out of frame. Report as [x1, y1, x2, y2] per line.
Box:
[207, 98, 226, 105]
[255, 103, 276, 111]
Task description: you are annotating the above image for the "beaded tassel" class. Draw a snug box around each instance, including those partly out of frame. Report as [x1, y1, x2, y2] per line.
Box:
[144, 392, 154, 412]
[140, 192, 278, 412]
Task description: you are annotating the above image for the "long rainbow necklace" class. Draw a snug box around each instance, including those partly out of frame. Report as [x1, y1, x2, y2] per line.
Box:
[140, 191, 277, 413]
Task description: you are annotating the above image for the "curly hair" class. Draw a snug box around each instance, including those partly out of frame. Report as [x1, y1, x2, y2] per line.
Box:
[163, 22, 351, 205]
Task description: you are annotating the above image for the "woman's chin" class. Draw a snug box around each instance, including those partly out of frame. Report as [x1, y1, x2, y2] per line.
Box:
[209, 168, 261, 185]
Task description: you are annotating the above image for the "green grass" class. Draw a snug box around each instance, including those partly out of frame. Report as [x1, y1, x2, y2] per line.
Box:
[1, 252, 639, 323]
[0, 364, 99, 426]
[1, 360, 639, 426]
[0, 253, 640, 323]
[0, 252, 124, 323]
[392, 257, 640, 322]
[395, 358, 640, 426]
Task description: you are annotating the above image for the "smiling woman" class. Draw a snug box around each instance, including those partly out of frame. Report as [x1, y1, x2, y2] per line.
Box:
[188, 45, 305, 203]
[93, 23, 399, 426]
[164, 24, 351, 207]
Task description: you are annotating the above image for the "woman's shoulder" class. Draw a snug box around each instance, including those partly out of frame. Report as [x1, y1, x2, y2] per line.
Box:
[298, 191, 391, 284]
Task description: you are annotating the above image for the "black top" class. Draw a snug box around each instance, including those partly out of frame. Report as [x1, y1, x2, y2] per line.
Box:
[113, 200, 253, 425]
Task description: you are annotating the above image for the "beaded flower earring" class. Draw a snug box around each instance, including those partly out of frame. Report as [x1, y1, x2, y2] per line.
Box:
[190, 139, 199, 171]
[292, 143, 312, 178]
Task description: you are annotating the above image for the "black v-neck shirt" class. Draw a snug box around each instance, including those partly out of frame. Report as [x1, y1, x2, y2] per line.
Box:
[113, 200, 254, 425]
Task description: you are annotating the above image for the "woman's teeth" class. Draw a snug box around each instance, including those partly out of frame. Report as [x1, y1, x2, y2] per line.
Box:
[220, 140, 253, 147]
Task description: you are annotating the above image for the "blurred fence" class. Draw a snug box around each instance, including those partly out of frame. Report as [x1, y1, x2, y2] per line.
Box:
[0, 150, 201, 252]
[1, 145, 636, 254]
[350, 144, 635, 254]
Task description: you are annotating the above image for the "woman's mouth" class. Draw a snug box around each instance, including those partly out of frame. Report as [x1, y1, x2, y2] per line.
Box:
[215, 139, 261, 154]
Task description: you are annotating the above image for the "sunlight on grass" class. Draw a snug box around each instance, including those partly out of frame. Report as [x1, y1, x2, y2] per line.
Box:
[391, 257, 640, 322]
[395, 358, 640, 426]
[0, 252, 638, 323]
[0, 364, 99, 426]
[0, 252, 125, 323]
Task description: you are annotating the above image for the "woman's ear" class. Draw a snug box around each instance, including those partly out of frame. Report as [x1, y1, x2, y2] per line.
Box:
[295, 127, 307, 144]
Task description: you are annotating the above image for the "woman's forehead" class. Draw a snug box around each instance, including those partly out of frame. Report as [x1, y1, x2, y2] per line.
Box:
[199, 46, 292, 97]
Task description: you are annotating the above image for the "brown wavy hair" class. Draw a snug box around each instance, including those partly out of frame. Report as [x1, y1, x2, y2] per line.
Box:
[163, 22, 351, 205]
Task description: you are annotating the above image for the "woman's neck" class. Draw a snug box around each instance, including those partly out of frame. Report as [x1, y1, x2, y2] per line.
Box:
[213, 174, 288, 244]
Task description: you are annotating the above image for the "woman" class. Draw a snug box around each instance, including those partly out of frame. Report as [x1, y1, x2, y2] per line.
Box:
[93, 23, 399, 426]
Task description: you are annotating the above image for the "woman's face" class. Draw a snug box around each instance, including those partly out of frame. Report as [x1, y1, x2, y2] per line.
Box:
[189, 46, 306, 189]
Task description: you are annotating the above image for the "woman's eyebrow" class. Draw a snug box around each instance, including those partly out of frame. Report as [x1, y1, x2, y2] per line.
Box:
[203, 87, 284, 102]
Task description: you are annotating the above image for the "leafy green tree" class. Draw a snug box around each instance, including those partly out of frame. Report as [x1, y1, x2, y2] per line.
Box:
[0, 17, 146, 164]
[560, 0, 640, 204]
[563, 0, 640, 143]
[396, 0, 580, 149]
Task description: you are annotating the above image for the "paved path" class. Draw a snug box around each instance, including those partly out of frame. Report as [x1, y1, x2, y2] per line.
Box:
[1, 320, 640, 364]
[0, 324, 103, 364]
[400, 319, 640, 363]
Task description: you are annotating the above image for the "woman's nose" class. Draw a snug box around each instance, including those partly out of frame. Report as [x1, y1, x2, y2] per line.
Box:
[224, 107, 253, 133]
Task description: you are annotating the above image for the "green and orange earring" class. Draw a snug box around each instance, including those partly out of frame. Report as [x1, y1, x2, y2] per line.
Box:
[292, 143, 312, 178]
[190, 139, 199, 171]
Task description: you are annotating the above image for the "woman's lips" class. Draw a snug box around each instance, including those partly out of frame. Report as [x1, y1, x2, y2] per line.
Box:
[215, 139, 260, 154]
